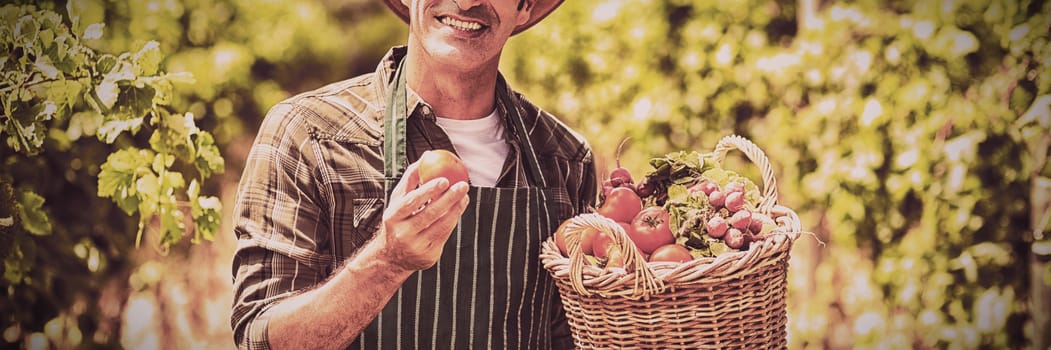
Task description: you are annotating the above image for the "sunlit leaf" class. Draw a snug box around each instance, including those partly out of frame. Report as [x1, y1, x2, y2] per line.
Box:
[192, 195, 221, 243]
[66, 111, 102, 140]
[97, 114, 144, 144]
[133, 41, 162, 76]
[193, 131, 224, 178]
[97, 148, 152, 214]
[33, 56, 59, 79]
[15, 188, 50, 236]
[82, 23, 103, 40]
[95, 80, 118, 109]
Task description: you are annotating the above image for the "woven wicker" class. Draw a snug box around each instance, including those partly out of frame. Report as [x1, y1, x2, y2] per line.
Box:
[540, 135, 803, 349]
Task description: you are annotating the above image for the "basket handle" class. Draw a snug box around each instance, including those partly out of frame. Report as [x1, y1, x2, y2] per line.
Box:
[563, 213, 665, 298]
[711, 135, 779, 214]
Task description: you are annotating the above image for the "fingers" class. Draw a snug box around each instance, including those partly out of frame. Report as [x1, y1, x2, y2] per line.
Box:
[386, 176, 451, 221]
[405, 181, 469, 226]
[410, 183, 471, 238]
[379, 181, 470, 271]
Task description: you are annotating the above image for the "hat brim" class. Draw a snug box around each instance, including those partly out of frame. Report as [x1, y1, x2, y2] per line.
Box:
[383, 0, 563, 36]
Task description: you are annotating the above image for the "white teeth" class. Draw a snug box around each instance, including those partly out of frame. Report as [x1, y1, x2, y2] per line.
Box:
[441, 17, 482, 31]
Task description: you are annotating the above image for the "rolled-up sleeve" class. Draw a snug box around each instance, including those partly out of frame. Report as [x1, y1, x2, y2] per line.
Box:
[230, 102, 334, 349]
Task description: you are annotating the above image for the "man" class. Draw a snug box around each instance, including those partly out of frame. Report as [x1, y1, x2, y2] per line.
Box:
[230, 0, 596, 349]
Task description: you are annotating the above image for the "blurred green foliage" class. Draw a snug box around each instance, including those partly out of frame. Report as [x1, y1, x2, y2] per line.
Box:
[505, 0, 1049, 348]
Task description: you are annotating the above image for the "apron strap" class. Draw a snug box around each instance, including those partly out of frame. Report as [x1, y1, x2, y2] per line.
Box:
[383, 59, 409, 179]
[496, 76, 548, 189]
[383, 59, 549, 189]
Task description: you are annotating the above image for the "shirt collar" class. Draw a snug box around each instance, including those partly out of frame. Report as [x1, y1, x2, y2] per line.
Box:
[376, 46, 532, 187]
[376, 46, 521, 127]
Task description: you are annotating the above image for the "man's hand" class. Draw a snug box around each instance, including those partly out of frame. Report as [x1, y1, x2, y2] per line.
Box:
[379, 161, 471, 272]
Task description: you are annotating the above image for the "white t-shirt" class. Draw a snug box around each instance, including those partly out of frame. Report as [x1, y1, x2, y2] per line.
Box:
[434, 110, 509, 187]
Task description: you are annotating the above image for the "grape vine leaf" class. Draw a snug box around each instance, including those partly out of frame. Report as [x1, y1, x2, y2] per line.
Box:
[15, 188, 51, 236]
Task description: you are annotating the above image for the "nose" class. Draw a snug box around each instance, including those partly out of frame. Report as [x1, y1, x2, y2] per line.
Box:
[453, 0, 482, 10]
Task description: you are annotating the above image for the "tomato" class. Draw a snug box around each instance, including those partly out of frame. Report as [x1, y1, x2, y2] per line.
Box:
[578, 227, 601, 255]
[554, 219, 572, 256]
[648, 244, 693, 263]
[418, 149, 470, 185]
[617, 221, 633, 236]
[597, 187, 644, 223]
[591, 229, 615, 260]
[628, 206, 675, 254]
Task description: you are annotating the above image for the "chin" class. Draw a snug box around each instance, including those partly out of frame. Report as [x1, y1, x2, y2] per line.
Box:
[420, 36, 494, 69]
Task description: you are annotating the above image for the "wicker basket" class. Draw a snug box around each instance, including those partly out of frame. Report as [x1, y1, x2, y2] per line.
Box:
[541, 135, 803, 349]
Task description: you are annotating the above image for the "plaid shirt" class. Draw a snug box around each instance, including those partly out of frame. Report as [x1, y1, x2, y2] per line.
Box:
[230, 46, 597, 349]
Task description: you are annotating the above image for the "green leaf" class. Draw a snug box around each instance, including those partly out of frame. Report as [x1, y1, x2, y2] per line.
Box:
[34, 56, 60, 80]
[187, 179, 200, 199]
[66, 111, 102, 140]
[15, 188, 51, 236]
[136, 172, 160, 200]
[97, 114, 144, 144]
[67, 0, 106, 37]
[133, 41, 162, 76]
[43, 80, 84, 110]
[114, 85, 156, 118]
[192, 196, 221, 243]
[164, 71, 195, 84]
[6, 115, 46, 155]
[193, 131, 225, 178]
[39, 28, 54, 49]
[82, 23, 103, 40]
[98, 148, 152, 214]
[96, 54, 117, 75]
[3, 236, 35, 285]
[159, 201, 185, 246]
[37, 101, 58, 122]
[95, 80, 119, 109]
[148, 112, 199, 161]
[666, 184, 689, 203]
[15, 15, 39, 43]
[147, 78, 173, 106]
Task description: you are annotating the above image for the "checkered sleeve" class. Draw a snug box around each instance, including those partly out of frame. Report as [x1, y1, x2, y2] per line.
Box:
[230, 101, 335, 350]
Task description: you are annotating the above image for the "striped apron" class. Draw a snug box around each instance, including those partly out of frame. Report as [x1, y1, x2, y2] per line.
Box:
[351, 60, 562, 349]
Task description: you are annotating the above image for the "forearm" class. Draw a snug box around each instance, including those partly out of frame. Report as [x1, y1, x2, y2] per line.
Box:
[262, 240, 414, 350]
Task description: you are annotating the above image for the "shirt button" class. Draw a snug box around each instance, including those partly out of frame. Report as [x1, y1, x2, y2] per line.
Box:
[419, 105, 432, 116]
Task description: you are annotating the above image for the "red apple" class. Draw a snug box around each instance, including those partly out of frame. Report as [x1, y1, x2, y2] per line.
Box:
[418, 149, 470, 185]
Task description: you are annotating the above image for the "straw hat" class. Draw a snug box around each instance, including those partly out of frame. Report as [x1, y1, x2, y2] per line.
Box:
[383, 0, 564, 35]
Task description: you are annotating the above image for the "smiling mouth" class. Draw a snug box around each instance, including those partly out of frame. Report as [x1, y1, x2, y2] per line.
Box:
[438, 16, 485, 32]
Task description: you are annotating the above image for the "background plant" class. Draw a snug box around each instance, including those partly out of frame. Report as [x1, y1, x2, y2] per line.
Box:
[0, 0, 407, 347]
[0, 1, 226, 347]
